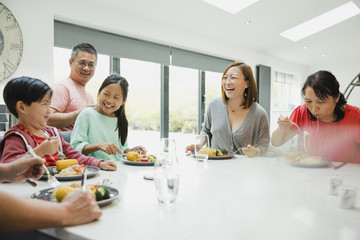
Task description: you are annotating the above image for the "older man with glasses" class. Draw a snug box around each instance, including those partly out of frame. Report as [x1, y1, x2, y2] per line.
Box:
[48, 43, 98, 131]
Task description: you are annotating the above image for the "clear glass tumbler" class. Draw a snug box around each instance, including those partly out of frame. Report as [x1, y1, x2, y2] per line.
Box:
[154, 138, 180, 204]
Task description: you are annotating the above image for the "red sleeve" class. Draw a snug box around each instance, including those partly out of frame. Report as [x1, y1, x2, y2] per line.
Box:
[0, 135, 29, 163]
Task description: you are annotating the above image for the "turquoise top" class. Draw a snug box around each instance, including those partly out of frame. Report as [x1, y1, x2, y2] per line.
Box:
[71, 107, 128, 161]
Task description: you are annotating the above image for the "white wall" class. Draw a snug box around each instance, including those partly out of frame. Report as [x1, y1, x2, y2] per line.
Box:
[1, 0, 358, 107]
[1, 0, 308, 100]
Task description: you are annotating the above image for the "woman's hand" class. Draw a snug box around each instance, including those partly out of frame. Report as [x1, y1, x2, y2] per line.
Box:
[60, 189, 102, 226]
[242, 144, 261, 158]
[97, 142, 122, 155]
[34, 137, 59, 156]
[185, 144, 195, 152]
[185, 144, 203, 152]
[277, 115, 293, 131]
[98, 160, 117, 171]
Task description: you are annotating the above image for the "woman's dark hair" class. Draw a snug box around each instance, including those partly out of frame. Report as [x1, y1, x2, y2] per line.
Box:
[98, 74, 129, 145]
[3, 76, 53, 118]
[221, 61, 258, 108]
[301, 70, 347, 122]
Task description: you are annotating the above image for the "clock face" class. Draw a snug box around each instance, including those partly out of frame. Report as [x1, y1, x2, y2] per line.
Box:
[0, 3, 23, 81]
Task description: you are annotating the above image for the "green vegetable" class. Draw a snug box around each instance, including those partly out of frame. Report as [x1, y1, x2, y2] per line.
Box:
[216, 150, 223, 156]
[148, 155, 156, 162]
[43, 168, 55, 176]
[221, 149, 228, 155]
[95, 186, 110, 201]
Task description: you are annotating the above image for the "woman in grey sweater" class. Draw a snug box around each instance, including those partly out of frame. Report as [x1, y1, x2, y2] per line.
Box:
[187, 62, 270, 157]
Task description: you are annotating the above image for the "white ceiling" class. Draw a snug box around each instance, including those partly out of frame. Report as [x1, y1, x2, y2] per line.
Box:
[94, 0, 360, 68]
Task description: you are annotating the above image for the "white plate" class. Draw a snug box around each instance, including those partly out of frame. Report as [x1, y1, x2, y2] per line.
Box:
[40, 165, 99, 181]
[290, 158, 332, 168]
[31, 185, 119, 207]
[122, 157, 154, 166]
[192, 152, 235, 160]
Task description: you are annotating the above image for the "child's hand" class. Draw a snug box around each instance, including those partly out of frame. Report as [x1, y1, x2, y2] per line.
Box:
[97, 142, 122, 155]
[98, 160, 117, 171]
[34, 137, 59, 156]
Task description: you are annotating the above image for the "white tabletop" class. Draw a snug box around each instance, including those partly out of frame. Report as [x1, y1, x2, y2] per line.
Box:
[1, 156, 360, 240]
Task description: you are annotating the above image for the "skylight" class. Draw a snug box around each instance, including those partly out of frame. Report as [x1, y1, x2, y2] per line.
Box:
[203, 0, 259, 14]
[280, 1, 360, 41]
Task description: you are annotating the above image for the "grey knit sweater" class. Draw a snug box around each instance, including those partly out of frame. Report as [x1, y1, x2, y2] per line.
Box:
[201, 98, 270, 155]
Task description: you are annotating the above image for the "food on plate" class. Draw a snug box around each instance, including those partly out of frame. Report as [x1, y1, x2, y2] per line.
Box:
[126, 151, 141, 162]
[56, 159, 78, 171]
[148, 155, 156, 162]
[282, 151, 302, 160]
[283, 151, 329, 165]
[43, 168, 55, 176]
[140, 154, 156, 162]
[296, 156, 325, 164]
[56, 164, 89, 177]
[126, 152, 156, 162]
[54, 184, 110, 202]
[200, 148, 230, 156]
[55, 186, 74, 202]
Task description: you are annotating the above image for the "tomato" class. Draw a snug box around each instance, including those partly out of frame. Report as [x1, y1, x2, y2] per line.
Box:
[141, 158, 149, 162]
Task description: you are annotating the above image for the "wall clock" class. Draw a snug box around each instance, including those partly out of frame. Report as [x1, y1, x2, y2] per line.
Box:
[0, 3, 23, 81]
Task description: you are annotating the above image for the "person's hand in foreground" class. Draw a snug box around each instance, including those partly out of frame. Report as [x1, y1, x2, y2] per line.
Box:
[0, 155, 45, 182]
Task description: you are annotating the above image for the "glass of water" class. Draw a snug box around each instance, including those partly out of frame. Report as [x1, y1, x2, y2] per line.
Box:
[194, 135, 209, 162]
[154, 138, 180, 204]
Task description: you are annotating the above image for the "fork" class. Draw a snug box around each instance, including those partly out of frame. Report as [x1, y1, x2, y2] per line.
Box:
[233, 144, 258, 154]
[15, 132, 62, 188]
[81, 165, 87, 191]
[53, 128, 66, 160]
[280, 114, 302, 134]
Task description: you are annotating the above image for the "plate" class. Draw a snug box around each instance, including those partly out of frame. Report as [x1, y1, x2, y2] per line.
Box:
[40, 165, 100, 181]
[30, 185, 119, 207]
[208, 153, 235, 160]
[191, 152, 235, 160]
[122, 157, 154, 166]
[289, 157, 332, 168]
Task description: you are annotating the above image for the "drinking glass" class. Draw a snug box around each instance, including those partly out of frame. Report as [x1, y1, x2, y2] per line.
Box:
[194, 135, 209, 162]
[154, 138, 180, 204]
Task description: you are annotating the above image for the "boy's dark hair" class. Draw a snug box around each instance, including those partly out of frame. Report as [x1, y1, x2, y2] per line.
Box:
[98, 74, 129, 145]
[3, 76, 53, 118]
[71, 43, 98, 61]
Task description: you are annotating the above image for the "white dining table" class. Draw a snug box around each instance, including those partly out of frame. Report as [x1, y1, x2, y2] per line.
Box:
[1, 155, 359, 240]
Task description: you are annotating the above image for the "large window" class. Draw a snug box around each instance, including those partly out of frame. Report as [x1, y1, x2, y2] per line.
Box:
[270, 71, 301, 133]
[120, 58, 161, 153]
[204, 71, 222, 110]
[168, 66, 198, 151]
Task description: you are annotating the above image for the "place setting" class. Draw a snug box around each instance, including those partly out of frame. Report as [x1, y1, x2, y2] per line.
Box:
[31, 165, 119, 207]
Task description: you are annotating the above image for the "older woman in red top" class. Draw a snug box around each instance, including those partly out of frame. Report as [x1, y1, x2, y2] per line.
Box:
[271, 70, 360, 163]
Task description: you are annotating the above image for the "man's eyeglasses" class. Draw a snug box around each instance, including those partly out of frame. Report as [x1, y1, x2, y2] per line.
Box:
[74, 60, 96, 69]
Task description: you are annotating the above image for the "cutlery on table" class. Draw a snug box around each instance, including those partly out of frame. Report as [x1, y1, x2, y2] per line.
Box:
[81, 166, 87, 191]
[25, 179, 37, 187]
[97, 178, 112, 186]
[333, 162, 347, 169]
[15, 132, 61, 188]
